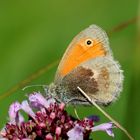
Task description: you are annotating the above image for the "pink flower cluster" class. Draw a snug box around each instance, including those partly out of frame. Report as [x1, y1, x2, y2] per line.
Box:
[0, 93, 115, 140]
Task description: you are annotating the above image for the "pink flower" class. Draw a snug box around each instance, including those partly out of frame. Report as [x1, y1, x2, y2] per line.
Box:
[0, 92, 115, 140]
[21, 100, 36, 119]
[45, 133, 53, 140]
[67, 122, 115, 140]
[8, 102, 21, 124]
[29, 92, 55, 108]
[56, 127, 62, 139]
[67, 124, 84, 140]
[92, 122, 115, 137]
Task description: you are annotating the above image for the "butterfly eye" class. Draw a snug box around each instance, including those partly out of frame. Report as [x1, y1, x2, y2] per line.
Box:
[85, 39, 93, 47]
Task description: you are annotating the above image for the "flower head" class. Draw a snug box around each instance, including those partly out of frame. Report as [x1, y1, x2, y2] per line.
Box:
[0, 92, 115, 140]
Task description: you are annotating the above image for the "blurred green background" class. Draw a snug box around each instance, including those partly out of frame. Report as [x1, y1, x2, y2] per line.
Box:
[0, 0, 139, 139]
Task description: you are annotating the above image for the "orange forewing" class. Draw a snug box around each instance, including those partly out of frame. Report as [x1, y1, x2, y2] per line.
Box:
[59, 39, 106, 77]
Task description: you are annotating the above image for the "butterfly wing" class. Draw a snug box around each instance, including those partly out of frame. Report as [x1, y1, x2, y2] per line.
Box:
[55, 25, 112, 83]
[57, 56, 123, 105]
[53, 24, 123, 105]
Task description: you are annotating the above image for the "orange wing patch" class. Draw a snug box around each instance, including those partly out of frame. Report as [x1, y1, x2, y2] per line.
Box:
[59, 38, 106, 77]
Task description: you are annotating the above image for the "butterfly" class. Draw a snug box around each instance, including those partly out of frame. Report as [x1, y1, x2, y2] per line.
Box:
[47, 25, 124, 106]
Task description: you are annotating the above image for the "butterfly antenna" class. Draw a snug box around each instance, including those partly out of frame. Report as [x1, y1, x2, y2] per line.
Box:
[77, 86, 134, 140]
[22, 84, 46, 91]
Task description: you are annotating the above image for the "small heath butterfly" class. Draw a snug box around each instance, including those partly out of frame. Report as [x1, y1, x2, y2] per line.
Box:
[47, 25, 124, 106]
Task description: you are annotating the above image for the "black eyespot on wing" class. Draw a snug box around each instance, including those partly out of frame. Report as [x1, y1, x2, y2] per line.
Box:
[85, 39, 93, 47]
[87, 40, 92, 45]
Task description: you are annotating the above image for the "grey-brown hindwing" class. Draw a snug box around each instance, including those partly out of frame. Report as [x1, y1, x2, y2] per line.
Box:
[59, 56, 123, 105]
